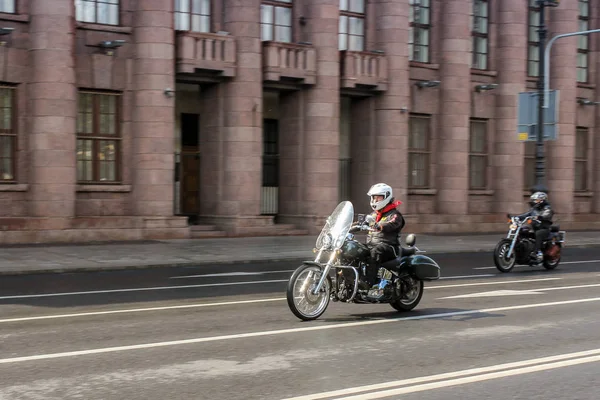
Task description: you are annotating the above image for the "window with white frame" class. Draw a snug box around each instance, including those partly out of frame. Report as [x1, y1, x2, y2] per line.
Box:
[577, 0, 589, 83]
[0, 0, 15, 13]
[76, 0, 119, 26]
[339, 0, 364, 51]
[175, 0, 211, 32]
[471, 0, 489, 70]
[261, 0, 292, 43]
[408, 115, 431, 189]
[469, 119, 488, 189]
[527, 0, 540, 77]
[409, 0, 430, 63]
[575, 127, 589, 191]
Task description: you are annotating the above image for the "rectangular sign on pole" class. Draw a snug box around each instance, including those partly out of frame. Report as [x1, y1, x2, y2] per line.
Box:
[516, 90, 559, 142]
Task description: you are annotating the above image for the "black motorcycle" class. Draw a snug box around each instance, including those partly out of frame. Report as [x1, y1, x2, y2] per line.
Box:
[286, 201, 441, 321]
[493, 214, 566, 273]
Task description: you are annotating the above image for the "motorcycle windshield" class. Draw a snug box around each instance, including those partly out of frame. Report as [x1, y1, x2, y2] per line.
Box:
[315, 201, 354, 251]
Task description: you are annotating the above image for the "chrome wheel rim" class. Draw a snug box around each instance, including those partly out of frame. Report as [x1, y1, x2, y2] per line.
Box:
[400, 277, 421, 306]
[292, 267, 330, 318]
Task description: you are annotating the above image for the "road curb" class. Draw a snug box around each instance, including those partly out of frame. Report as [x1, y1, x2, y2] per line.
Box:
[1, 243, 599, 277]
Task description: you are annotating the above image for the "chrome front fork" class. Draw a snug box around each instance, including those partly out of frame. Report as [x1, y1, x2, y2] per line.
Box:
[311, 250, 336, 295]
[506, 228, 520, 258]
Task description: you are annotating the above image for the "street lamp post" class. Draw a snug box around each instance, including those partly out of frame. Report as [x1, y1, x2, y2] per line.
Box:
[533, 0, 560, 195]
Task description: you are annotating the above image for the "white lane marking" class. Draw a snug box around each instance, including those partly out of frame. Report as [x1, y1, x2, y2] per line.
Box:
[440, 290, 545, 299]
[0, 278, 570, 323]
[0, 280, 288, 300]
[294, 354, 600, 400]
[0, 298, 286, 324]
[439, 282, 600, 300]
[474, 259, 600, 270]
[427, 277, 560, 289]
[0, 277, 560, 301]
[1, 296, 600, 365]
[282, 347, 600, 400]
[170, 270, 294, 279]
[439, 274, 495, 280]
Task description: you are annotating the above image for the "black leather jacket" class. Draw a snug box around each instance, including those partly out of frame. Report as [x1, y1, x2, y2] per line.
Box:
[517, 202, 554, 229]
[350, 200, 405, 247]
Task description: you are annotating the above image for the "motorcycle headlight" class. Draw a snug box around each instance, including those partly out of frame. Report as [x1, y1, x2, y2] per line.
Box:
[509, 224, 517, 230]
[323, 233, 333, 248]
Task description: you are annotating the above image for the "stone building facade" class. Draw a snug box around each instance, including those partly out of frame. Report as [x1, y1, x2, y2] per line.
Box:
[0, 0, 599, 244]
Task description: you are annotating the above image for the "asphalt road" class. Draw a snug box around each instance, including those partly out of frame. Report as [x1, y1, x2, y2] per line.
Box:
[0, 248, 600, 399]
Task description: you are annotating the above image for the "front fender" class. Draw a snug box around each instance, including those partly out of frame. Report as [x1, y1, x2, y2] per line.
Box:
[399, 254, 440, 281]
[301, 261, 325, 268]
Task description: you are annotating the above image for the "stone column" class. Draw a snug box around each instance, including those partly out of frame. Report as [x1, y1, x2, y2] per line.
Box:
[435, 0, 471, 215]
[28, 0, 77, 217]
[547, 2, 578, 217]
[373, 0, 410, 203]
[493, 0, 527, 214]
[131, 0, 175, 216]
[220, 0, 263, 218]
[300, 0, 340, 224]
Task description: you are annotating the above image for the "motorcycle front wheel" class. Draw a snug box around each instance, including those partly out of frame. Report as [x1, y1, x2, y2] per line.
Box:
[286, 264, 332, 321]
[494, 239, 516, 273]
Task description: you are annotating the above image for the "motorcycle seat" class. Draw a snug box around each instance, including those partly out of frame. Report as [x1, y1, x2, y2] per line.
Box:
[380, 247, 417, 270]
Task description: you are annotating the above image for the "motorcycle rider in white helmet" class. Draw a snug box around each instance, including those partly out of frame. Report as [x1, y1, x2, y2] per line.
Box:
[350, 183, 405, 292]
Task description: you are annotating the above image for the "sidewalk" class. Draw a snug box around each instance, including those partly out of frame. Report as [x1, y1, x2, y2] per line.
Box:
[1, 231, 600, 276]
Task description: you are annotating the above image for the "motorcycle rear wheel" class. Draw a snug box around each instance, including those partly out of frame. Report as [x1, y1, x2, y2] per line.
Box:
[494, 239, 516, 273]
[390, 277, 424, 312]
[543, 244, 561, 270]
[286, 264, 331, 321]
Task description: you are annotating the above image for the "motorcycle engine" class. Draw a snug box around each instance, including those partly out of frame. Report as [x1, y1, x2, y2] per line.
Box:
[515, 239, 535, 263]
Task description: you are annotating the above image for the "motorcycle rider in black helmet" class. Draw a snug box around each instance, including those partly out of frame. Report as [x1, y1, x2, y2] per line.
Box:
[514, 191, 554, 262]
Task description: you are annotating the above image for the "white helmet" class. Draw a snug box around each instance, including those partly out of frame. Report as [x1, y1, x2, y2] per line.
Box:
[367, 183, 393, 211]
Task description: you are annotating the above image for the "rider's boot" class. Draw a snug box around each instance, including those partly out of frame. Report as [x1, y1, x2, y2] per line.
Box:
[536, 250, 544, 262]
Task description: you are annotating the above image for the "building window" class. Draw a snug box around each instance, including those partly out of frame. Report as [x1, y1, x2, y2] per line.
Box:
[524, 142, 536, 190]
[0, 0, 15, 13]
[575, 127, 588, 191]
[409, 0, 430, 63]
[471, 0, 489, 70]
[577, 0, 590, 83]
[339, 0, 364, 51]
[0, 87, 15, 182]
[76, 91, 121, 183]
[528, 0, 540, 77]
[261, 0, 292, 43]
[469, 119, 488, 189]
[76, 0, 119, 26]
[408, 115, 430, 189]
[175, 0, 210, 32]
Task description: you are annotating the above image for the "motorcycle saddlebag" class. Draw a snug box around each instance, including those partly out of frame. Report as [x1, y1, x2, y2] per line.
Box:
[409, 255, 440, 281]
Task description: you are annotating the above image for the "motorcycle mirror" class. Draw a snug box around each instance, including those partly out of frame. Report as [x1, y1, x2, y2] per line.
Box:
[405, 233, 416, 247]
[357, 214, 365, 223]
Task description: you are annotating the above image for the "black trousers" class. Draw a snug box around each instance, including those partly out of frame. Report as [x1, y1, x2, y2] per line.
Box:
[365, 243, 397, 283]
[535, 228, 550, 252]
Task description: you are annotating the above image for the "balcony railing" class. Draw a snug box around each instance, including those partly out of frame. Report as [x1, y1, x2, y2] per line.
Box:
[263, 41, 316, 85]
[176, 32, 236, 78]
[340, 51, 388, 91]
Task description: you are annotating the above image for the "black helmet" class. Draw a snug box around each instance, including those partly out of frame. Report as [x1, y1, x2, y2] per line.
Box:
[529, 191, 548, 208]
